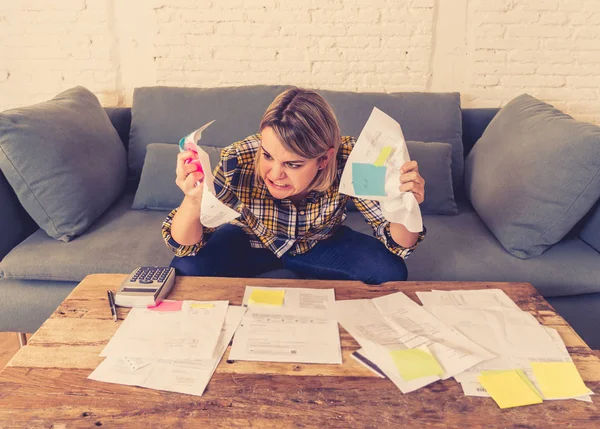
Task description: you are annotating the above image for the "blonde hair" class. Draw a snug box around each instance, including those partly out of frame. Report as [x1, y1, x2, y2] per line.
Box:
[255, 87, 341, 193]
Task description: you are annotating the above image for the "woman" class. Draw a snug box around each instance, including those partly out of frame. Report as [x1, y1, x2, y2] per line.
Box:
[162, 88, 426, 284]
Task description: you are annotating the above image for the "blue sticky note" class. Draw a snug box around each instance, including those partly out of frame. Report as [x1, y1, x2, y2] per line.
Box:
[352, 163, 387, 196]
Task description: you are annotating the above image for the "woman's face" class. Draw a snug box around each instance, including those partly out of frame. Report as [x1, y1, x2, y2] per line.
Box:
[259, 127, 327, 200]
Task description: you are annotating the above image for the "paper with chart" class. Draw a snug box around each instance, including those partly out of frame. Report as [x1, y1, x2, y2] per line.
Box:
[100, 300, 229, 361]
[241, 286, 336, 310]
[179, 121, 240, 228]
[89, 306, 246, 396]
[339, 107, 422, 232]
[229, 305, 342, 364]
[422, 295, 593, 401]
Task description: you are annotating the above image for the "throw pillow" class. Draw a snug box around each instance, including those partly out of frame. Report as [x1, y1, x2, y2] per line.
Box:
[465, 94, 600, 259]
[132, 143, 222, 210]
[405, 141, 457, 215]
[0, 86, 127, 241]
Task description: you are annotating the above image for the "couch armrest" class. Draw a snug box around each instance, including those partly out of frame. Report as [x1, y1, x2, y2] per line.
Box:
[0, 170, 38, 261]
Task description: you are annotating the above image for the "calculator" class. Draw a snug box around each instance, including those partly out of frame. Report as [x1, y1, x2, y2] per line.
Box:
[114, 266, 176, 308]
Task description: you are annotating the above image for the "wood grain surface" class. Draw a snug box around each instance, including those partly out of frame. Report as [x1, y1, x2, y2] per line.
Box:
[0, 275, 598, 428]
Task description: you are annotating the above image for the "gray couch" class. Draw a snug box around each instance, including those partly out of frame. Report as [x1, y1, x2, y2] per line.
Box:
[1, 86, 599, 349]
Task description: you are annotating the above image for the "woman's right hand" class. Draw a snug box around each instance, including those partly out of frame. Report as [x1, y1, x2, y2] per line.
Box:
[175, 150, 205, 203]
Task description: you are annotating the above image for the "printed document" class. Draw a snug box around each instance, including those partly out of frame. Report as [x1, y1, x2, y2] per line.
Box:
[242, 286, 336, 310]
[89, 306, 246, 396]
[179, 121, 241, 228]
[424, 297, 593, 401]
[335, 298, 440, 393]
[229, 306, 342, 364]
[100, 300, 229, 361]
[339, 107, 422, 232]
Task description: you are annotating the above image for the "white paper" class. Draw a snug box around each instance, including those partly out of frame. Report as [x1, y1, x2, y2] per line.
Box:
[372, 292, 495, 379]
[180, 121, 241, 228]
[335, 299, 440, 393]
[339, 107, 422, 232]
[89, 306, 246, 397]
[229, 306, 342, 364]
[100, 300, 229, 361]
[416, 289, 521, 311]
[429, 303, 594, 401]
[242, 286, 336, 310]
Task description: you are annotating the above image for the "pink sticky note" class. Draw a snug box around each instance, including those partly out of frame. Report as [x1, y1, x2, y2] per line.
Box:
[147, 300, 183, 312]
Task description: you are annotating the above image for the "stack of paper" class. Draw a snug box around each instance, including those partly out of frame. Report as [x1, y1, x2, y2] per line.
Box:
[229, 286, 342, 364]
[88, 300, 244, 396]
[416, 289, 594, 406]
[335, 292, 494, 393]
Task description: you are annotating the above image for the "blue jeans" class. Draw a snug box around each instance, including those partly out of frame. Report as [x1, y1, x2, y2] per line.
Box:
[170, 224, 407, 285]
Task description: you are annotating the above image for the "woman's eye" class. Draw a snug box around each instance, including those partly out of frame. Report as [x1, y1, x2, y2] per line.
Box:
[262, 152, 272, 160]
[287, 163, 302, 169]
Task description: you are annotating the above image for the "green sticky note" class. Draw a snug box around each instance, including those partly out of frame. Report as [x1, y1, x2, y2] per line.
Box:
[248, 289, 285, 306]
[478, 370, 543, 409]
[352, 163, 387, 196]
[389, 348, 444, 381]
[374, 146, 394, 167]
[481, 369, 543, 400]
[530, 361, 590, 399]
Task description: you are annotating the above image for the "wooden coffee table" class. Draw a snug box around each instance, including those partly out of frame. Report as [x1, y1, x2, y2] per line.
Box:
[0, 275, 598, 428]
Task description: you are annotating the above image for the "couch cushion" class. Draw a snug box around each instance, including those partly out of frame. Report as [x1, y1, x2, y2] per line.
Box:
[405, 141, 457, 215]
[0, 192, 174, 282]
[0, 86, 127, 241]
[132, 143, 222, 211]
[318, 90, 463, 193]
[579, 201, 600, 253]
[464, 94, 600, 259]
[343, 202, 600, 297]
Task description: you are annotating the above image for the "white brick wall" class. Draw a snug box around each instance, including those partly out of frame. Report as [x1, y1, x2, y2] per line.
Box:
[1, 0, 599, 124]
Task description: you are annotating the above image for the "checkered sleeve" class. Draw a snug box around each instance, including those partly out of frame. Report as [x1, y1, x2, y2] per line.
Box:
[352, 197, 426, 258]
[161, 208, 217, 257]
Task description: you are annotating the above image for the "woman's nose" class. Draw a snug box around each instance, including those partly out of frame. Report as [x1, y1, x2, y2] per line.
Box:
[270, 163, 285, 179]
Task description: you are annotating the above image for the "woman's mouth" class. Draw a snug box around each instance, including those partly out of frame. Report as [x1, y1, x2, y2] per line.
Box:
[266, 178, 291, 190]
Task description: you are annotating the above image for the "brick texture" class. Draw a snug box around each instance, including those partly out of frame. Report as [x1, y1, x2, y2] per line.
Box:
[0, 0, 599, 124]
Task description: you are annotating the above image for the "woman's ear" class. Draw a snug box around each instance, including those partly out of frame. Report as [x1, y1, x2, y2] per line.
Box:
[319, 148, 336, 169]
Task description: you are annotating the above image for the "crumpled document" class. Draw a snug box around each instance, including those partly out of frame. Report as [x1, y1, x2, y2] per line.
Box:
[339, 107, 422, 232]
[179, 121, 241, 228]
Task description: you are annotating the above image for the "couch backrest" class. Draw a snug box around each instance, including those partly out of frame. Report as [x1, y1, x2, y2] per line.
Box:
[126, 86, 464, 192]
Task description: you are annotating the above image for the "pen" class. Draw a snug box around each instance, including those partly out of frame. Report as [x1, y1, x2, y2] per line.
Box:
[107, 290, 117, 322]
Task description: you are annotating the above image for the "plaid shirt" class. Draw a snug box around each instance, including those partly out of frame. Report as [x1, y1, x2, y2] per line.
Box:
[162, 134, 425, 259]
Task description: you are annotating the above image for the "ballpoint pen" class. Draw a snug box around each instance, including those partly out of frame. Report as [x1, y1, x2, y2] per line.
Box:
[107, 290, 118, 322]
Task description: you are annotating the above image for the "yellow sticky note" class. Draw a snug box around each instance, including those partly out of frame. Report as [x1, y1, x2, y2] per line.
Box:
[389, 348, 444, 381]
[478, 370, 543, 409]
[481, 369, 543, 400]
[190, 302, 215, 309]
[531, 361, 590, 399]
[248, 289, 285, 306]
[373, 146, 394, 167]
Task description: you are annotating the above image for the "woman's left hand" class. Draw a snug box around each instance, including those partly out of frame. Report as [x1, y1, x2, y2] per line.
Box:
[399, 160, 425, 204]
